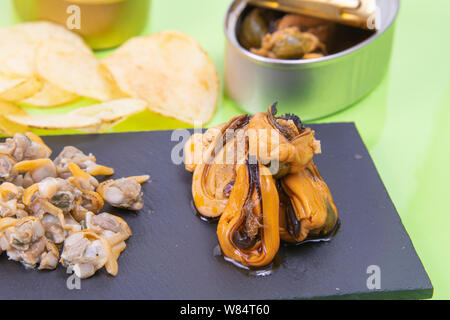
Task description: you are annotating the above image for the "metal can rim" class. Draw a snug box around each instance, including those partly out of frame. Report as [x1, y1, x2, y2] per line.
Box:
[224, 0, 400, 68]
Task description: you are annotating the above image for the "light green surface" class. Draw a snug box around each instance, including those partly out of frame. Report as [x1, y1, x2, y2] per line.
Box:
[1, 0, 450, 299]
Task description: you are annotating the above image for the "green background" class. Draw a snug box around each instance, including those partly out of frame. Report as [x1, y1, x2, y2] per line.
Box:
[1, 0, 450, 299]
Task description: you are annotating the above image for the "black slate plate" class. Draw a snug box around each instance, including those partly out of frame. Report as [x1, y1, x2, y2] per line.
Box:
[0, 123, 433, 300]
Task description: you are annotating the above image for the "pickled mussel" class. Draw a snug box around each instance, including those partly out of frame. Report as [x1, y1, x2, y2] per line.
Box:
[217, 157, 279, 267]
[189, 114, 250, 218]
[248, 103, 321, 178]
[279, 162, 338, 243]
[185, 104, 339, 269]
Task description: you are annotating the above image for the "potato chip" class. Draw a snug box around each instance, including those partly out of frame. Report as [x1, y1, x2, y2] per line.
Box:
[0, 74, 42, 101]
[69, 98, 147, 124]
[0, 29, 36, 78]
[0, 101, 28, 136]
[36, 40, 121, 101]
[0, 21, 91, 79]
[0, 75, 27, 94]
[20, 81, 79, 108]
[102, 31, 219, 125]
[9, 22, 91, 54]
[5, 113, 101, 130]
[4, 99, 146, 132]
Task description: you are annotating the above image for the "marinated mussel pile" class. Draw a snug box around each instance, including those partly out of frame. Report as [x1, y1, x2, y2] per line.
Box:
[0, 133, 149, 278]
[185, 104, 338, 268]
[238, 7, 375, 60]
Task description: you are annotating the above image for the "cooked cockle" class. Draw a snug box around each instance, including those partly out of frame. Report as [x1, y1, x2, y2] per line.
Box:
[66, 162, 104, 220]
[37, 209, 81, 245]
[40, 213, 68, 245]
[279, 162, 338, 243]
[0, 216, 59, 270]
[24, 177, 80, 215]
[11, 158, 57, 188]
[23, 163, 104, 223]
[0, 132, 52, 162]
[0, 131, 145, 279]
[23, 177, 82, 243]
[0, 183, 28, 218]
[85, 212, 131, 244]
[60, 230, 118, 279]
[248, 103, 321, 178]
[190, 114, 250, 218]
[0, 154, 17, 182]
[54, 146, 114, 179]
[67, 162, 99, 192]
[97, 175, 150, 211]
[85, 212, 131, 260]
[217, 157, 280, 267]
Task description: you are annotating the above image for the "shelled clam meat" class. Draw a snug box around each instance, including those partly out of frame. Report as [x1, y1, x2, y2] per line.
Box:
[185, 104, 338, 268]
[0, 132, 149, 279]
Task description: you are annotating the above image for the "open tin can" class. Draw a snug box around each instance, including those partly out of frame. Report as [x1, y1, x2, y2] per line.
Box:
[13, 0, 151, 50]
[224, 0, 399, 120]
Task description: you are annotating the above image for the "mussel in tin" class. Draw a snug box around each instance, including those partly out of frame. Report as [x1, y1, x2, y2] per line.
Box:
[238, 8, 270, 50]
[238, 5, 375, 60]
[251, 27, 326, 60]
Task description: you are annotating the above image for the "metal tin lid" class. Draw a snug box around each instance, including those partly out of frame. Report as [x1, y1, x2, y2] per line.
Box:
[246, 0, 377, 29]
